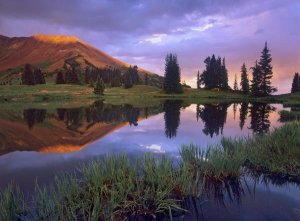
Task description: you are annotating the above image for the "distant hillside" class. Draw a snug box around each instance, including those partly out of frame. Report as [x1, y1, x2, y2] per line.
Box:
[0, 34, 163, 86]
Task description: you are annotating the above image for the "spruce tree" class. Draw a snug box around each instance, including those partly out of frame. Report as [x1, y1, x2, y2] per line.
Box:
[163, 53, 182, 94]
[85, 66, 91, 84]
[251, 61, 262, 96]
[200, 55, 228, 89]
[258, 42, 277, 95]
[240, 63, 249, 94]
[21, 64, 35, 85]
[234, 74, 239, 91]
[33, 68, 45, 84]
[145, 73, 149, 85]
[291, 73, 299, 93]
[94, 76, 105, 95]
[196, 71, 200, 89]
[124, 67, 134, 89]
[220, 58, 229, 89]
[56, 71, 65, 84]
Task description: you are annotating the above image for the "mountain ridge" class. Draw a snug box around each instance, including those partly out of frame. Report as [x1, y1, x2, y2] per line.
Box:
[0, 34, 130, 72]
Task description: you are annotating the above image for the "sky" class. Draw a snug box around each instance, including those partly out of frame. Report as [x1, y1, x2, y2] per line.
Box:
[0, 0, 299, 93]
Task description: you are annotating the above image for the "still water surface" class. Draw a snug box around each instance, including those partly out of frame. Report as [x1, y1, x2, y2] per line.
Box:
[0, 100, 299, 220]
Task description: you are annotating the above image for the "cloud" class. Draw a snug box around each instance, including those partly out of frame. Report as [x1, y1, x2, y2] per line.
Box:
[0, 0, 299, 93]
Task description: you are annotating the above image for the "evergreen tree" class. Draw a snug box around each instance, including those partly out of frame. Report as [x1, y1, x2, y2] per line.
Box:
[240, 63, 249, 94]
[77, 67, 85, 85]
[68, 67, 79, 84]
[33, 68, 46, 84]
[200, 55, 229, 89]
[94, 76, 105, 95]
[124, 66, 134, 89]
[220, 58, 229, 89]
[84, 66, 92, 84]
[65, 68, 72, 84]
[251, 61, 262, 96]
[234, 74, 239, 91]
[163, 53, 183, 93]
[145, 73, 149, 85]
[132, 65, 140, 84]
[291, 72, 300, 93]
[196, 71, 200, 89]
[258, 42, 277, 95]
[56, 71, 65, 84]
[21, 64, 35, 85]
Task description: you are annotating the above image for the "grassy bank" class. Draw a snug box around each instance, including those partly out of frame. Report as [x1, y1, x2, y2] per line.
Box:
[1, 121, 299, 220]
[0, 84, 246, 103]
[1, 84, 300, 106]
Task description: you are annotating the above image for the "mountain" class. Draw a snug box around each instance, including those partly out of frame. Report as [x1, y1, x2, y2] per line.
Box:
[0, 34, 163, 86]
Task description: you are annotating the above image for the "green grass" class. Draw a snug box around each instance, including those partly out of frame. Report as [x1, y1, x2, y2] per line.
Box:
[1, 84, 300, 106]
[279, 110, 300, 122]
[1, 122, 299, 220]
[181, 122, 300, 182]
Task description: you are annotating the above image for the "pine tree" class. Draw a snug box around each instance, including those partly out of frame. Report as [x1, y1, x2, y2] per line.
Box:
[196, 71, 200, 89]
[85, 66, 91, 84]
[220, 58, 229, 89]
[124, 66, 134, 89]
[251, 61, 262, 96]
[291, 73, 300, 93]
[240, 63, 249, 94]
[163, 53, 183, 94]
[56, 71, 65, 84]
[258, 42, 277, 95]
[33, 68, 45, 84]
[68, 67, 79, 84]
[21, 64, 35, 85]
[145, 73, 149, 85]
[234, 74, 239, 91]
[94, 76, 105, 95]
[132, 65, 140, 85]
[200, 55, 228, 89]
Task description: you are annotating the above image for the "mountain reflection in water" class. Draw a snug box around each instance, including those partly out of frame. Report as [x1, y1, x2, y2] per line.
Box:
[0, 101, 281, 156]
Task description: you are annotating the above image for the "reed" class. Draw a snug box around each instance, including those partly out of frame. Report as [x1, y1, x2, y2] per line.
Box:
[0, 122, 299, 220]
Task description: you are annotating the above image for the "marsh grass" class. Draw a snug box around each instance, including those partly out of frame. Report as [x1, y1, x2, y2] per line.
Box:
[1, 122, 299, 220]
[180, 122, 300, 185]
[0, 184, 28, 221]
[279, 110, 300, 122]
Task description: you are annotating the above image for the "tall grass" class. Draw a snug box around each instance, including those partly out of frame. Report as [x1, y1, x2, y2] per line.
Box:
[0, 184, 27, 221]
[181, 122, 300, 183]
[0, 122, 299, 220]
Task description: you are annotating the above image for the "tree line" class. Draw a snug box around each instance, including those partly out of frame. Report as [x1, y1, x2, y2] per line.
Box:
[21, 64, 46, 85]
[196, 42, 278, 96]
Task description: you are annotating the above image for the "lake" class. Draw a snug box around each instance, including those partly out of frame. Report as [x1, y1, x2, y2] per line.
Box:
[0, 100, 299, 220]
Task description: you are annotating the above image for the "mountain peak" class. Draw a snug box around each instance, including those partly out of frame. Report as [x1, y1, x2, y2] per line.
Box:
[32, 34, 84, 44]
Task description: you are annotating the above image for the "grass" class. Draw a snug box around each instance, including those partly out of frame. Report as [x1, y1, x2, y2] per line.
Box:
[279, 110, 300, 122]
[1, 121, 299, 220]
[1, 84, 300, 106]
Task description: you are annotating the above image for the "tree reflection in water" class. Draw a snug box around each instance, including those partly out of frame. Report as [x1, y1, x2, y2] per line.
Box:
[239, 102, 249, 130]
[163, 100, 183, 139]
[23, 109, 46, 129]
[196, 103, 229, 137]
[249, 102, 276, 134]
